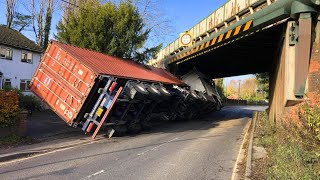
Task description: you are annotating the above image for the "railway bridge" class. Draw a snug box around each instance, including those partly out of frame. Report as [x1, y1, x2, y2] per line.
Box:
[148, 0, 320, 121]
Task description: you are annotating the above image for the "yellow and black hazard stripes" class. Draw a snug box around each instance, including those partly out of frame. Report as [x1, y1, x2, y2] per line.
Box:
[169, 20, 253, 64]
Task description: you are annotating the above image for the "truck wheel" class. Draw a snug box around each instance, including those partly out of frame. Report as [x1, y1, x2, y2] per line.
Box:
[127, 122, 142, 134]
[145, 84, 161, 97]
[126, 82, 149, 100]
[157, 86, 171, 97]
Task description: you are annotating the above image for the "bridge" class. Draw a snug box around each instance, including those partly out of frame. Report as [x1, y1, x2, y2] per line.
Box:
[148, 0, 320, 121]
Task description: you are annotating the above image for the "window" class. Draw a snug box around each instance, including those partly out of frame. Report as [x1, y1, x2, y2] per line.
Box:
[2, 79, 11, 88]
[20, 79, 31, 91]
[0, 47, 13, 60]
[21, 51, 33, 63]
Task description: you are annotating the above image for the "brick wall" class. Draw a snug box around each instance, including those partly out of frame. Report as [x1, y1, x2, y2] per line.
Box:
[308, 18, 320, 93]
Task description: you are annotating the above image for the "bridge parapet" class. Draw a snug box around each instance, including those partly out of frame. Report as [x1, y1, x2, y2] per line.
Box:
[148, 0, 319, 68]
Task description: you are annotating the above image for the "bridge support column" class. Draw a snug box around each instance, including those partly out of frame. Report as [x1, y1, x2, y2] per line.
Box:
[269, 13, 319, 122]
[307, 15, 320, 94]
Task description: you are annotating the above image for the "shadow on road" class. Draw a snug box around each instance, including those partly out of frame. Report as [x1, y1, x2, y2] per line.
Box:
[0, 106, 267, 176]
[26, 106, 266, 141]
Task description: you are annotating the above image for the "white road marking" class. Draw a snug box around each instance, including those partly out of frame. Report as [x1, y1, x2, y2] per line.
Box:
[0, 139, 103, 167]
[163, 162, 176, 166]
[85, 170, 105, 179]
[92, 170, 105, 176]
[137, 137, 179, 156]
[179, 149, 199, 154]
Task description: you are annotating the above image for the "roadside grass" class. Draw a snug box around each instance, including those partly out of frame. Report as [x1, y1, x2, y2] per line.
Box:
[255, 112, 320, 180]
[0, 135, 35, 147]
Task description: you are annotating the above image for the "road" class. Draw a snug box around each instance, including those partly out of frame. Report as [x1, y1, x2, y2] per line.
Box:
[0, 106, 265, 180]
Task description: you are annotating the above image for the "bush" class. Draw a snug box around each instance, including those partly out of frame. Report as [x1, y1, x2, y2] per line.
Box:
[300, 92, 320, 142]
[283, 92, 320, 142]
[19, 95, 42, 113]
[257, 111, 320, 179]
[2, 86, 42, 114]
[0, 90, 20, 127]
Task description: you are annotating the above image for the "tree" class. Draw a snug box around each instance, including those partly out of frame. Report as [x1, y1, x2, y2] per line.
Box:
[240, 78, 257, 100]
[56, 0, 161, 63]
[11, 12, 32, 32]
[6, 0, 16, 28]
[43, 0, 53, 49]
[24, 0, 55, 49]
[214, 78, 225, 99]
[256, 72, 269, 97]
[226, 80, 238, 99]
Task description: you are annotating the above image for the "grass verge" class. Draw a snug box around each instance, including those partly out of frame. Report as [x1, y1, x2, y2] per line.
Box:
[253, 112, 320, 179]
[0, 135, 35, 147]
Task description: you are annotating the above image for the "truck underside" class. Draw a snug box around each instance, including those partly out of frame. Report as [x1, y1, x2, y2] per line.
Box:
[79, 70, 222, 138]
[31, 41, 222, 138]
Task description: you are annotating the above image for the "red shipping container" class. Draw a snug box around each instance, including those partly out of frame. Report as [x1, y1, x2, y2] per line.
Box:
[30, 41, 184, 125]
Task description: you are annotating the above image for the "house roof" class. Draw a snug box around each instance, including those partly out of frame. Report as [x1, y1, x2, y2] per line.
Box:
[0, 25, 43, 53]
[51, 41, 185, 85]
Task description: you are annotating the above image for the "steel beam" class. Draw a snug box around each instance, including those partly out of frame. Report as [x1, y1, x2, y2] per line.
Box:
[294, 13, 313, 97]
[164, 0, 318, 66]
[92, 87, 123, 139]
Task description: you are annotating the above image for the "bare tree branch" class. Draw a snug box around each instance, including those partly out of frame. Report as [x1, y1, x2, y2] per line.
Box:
[6, 0, 16, 28]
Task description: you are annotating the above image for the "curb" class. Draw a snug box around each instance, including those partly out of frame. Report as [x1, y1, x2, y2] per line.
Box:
[231, 111, 258, 180]
[245, 111, 258, 180]
[0, 135, 107, 167]
[231, 117, 252, 180]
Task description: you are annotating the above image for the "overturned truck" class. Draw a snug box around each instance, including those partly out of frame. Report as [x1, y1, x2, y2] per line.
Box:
[30, 41, 222, 138]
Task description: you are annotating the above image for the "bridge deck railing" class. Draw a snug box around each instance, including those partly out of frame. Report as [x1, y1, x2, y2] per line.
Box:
[149, 0, 277, 67]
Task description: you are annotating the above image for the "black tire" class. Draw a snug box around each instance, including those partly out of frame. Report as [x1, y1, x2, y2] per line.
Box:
[134, 83, 149, 95]
[126, 82, 149, 100]
[144, 84, 161, 101]
[157, 86, 171, 97]
[145, 84, 161, 96]
[188, 91, 198, 101]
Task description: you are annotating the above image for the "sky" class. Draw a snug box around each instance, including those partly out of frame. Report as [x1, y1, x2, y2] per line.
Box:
[0, 0, 253, 84]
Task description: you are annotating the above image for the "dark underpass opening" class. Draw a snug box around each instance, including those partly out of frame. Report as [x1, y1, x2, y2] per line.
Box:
[171, 22, 286, 79]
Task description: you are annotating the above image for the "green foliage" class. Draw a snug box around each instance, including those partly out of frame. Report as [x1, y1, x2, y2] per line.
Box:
[214, 78, 225, 99]
[11, 12, 32, 32]
[1, 86, 42, 114]
[0, 90, 19, 127]
[256, 72, 269, 97]
[56, 0, 161, 63]
[299, 93, 320, 142]
[43, 1, 53, 49]
[19, 95, 42, 112]
[256, 112, 320, 180]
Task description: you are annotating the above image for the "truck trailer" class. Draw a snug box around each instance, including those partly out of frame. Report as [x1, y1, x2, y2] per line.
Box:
[30, 41, 222, 138]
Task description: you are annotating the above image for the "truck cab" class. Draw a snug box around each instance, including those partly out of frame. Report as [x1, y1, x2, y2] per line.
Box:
[181, 70, 223, 111]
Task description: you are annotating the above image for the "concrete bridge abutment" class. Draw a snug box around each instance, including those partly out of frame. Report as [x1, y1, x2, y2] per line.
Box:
[269, 13, 320, 122]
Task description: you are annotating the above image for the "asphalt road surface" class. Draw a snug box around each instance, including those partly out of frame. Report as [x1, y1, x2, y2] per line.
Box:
[0, 106, 265, 180]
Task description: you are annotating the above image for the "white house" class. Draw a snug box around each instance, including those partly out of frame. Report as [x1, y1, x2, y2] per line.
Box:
[0, 25, 43, 95]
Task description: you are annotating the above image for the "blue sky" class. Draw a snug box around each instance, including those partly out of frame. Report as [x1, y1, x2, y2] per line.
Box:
[0, 0, 253, 84]
[157, 0, 254, 84]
